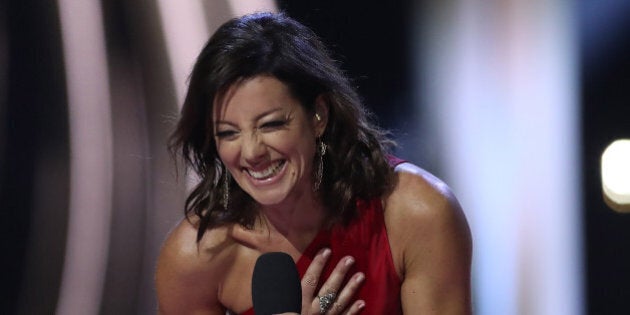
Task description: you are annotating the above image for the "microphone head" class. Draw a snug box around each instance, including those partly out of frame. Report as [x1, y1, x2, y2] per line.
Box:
[252, 252, 302, 315]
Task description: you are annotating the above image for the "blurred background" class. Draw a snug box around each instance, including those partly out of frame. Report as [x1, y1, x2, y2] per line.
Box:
[1, 0, 629, 314]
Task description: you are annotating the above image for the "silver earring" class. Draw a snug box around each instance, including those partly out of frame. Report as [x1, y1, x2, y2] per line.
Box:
[315, 113, 322, 121]
[314, 140, 327, 191]
[222, 167, 230, 210]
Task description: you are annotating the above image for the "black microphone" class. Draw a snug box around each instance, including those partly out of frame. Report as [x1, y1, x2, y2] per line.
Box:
[252, 252, 302, 315]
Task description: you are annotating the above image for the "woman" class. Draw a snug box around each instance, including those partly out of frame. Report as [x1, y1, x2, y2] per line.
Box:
[156, 12, 472, 315]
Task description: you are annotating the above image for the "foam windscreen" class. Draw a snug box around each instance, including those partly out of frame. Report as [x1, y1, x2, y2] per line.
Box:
[252, 252, 302, 315]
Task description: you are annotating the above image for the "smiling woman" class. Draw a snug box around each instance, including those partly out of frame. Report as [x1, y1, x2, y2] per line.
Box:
[156, 12, 472, 315]
[213, 76, 325, 208]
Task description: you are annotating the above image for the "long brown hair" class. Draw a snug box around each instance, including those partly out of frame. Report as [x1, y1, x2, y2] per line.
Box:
[169, 12, 395, 241]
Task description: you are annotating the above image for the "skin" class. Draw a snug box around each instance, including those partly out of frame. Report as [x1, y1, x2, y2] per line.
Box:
[156, 76, 472, 314]
[386, 163, 472, 314]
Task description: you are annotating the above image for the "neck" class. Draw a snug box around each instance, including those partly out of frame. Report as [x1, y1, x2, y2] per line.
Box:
[256, 190, 326, 251]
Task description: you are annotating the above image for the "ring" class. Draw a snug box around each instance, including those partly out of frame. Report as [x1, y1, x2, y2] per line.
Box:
[318, 292, 337, 314]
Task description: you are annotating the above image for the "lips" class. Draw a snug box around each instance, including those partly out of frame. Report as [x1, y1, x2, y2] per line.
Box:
[245, 160, 286, 180]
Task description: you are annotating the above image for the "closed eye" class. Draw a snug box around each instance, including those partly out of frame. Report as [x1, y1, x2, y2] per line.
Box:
[215, 130, 238, 139]
[260, 120, 287, 130]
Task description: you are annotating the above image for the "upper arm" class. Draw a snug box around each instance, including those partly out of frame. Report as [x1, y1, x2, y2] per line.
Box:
[385, 163, 472, 314]
[155, 219, 227, 315]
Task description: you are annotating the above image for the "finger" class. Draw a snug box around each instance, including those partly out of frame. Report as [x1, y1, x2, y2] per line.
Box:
[341, 300, 366, 315]
[301, 248, 331, 303]
[317, 256, 355, 297]
[312, 256, 356, 314]
[325, 272, 365, 315]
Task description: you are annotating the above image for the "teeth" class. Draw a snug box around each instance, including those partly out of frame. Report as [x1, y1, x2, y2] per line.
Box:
[247, 160, 285, 179]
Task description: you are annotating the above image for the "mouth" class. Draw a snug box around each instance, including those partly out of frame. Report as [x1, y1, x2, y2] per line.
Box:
[244, 160, 286, 181]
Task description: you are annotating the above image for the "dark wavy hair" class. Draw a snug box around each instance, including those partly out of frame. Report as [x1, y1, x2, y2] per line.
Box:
[169, 12, 396, 241]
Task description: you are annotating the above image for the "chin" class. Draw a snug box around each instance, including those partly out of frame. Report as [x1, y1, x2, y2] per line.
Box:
[248, 192, 289, 207]
[244, 182, 309, 208]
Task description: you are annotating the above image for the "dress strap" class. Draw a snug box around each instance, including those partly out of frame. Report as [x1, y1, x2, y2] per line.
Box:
[386, 155, 407, 168]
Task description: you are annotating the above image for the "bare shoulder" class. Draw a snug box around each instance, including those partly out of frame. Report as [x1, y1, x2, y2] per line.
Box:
[384, 162, 472, 314]
[156, 216, 236, 315]
[384, 162, 468, 228]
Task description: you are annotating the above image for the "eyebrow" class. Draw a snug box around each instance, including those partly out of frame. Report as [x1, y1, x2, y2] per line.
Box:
[214, 107, 285, 126]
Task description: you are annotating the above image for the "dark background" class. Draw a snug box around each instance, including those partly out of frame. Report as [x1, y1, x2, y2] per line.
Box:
[579, 1, 630, 312]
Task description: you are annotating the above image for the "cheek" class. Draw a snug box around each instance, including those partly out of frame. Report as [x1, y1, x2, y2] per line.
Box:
[267, 132, 313, 157]
[216, 142, 239, 165]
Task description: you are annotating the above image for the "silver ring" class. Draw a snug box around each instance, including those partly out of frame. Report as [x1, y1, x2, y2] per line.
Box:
[318, 292, 337, 314]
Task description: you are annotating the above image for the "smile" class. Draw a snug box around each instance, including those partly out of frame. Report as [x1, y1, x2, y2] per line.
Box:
[245, 160, 286, 180]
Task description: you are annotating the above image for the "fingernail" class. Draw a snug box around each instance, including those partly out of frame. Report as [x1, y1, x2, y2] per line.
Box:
[321, 248, 331, 258]
[345, 257, 354, 266]
[358, 301, 366, 309]
[355, 273, 364, 283]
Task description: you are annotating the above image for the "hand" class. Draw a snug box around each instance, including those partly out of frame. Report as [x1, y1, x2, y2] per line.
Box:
[300, 248, 366, 314]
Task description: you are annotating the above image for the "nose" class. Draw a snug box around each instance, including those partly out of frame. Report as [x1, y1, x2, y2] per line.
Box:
[241, 132, 267, 165]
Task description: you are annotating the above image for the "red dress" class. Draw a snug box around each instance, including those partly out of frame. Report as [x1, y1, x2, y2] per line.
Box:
[241, 197, 403, 315]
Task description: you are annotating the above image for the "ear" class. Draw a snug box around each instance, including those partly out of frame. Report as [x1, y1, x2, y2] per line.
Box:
[312, 94, 329, 138]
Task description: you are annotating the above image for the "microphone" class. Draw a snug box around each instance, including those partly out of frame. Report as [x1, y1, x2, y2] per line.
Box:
[601, 139, 630, 213]
[252, 252, 302, 315]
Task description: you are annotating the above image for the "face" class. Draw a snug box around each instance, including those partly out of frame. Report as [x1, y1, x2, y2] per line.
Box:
[213, 76, 327, 208]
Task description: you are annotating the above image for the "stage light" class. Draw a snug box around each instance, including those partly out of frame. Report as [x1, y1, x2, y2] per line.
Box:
[602, 139, 630, 213]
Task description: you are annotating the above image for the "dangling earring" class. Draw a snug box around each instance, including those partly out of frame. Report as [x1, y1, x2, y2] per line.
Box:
[313, 139, 327, 191]
[222, 166, 230, 210]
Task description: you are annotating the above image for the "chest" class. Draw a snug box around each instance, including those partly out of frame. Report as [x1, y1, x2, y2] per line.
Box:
[218, 234, 312, 313]
[219, 199, 404, 314]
